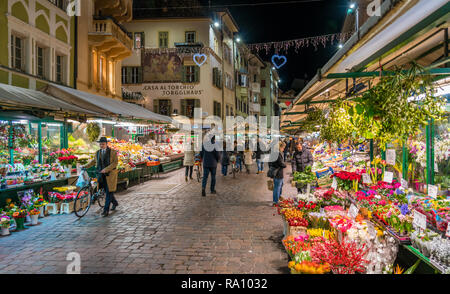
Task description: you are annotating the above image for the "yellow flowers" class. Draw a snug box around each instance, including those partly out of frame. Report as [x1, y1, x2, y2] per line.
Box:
[288, 261, 296, 269]
[307, 228, 334, 240]
[53, 186, 77, 192]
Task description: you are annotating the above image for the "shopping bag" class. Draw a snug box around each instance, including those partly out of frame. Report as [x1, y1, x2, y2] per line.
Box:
[267, 179, 274, 191]
[76, 170, 89, 188]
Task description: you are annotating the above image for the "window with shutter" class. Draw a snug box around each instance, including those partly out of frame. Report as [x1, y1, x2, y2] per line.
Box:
[194, 66, 200, 83]
[159, 32, 169, 48]
[138, 67, 143, 83]
[261, 80, 266, 87]
[126, 67, 132, 84]
[180, 99, 186, 116]
[153, 99, 159, 114]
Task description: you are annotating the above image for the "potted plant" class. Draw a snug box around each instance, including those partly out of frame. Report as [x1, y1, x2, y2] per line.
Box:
[12, 209, 27, 231]
[0, 215, 12, 236]
[28, 208, 40, 225]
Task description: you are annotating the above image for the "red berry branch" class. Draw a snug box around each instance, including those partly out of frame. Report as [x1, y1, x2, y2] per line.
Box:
[310, 239, 369, 274]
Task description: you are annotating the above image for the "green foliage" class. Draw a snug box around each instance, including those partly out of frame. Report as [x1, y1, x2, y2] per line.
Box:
[293, 166, 316, 186]
[86, 123, 100, 142]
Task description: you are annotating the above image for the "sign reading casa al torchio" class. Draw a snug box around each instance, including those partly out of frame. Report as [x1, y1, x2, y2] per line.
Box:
[143, 84, 205, 97]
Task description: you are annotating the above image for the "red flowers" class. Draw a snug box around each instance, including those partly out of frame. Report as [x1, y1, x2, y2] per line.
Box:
[332, 171, 361, 181]
[58, 155, 78, 166]
[297, 201, 318, 212]
[287, 217, 309, 227]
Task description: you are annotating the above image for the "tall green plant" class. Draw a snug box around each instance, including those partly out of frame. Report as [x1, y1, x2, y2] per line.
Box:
[354, 63, 445, 149]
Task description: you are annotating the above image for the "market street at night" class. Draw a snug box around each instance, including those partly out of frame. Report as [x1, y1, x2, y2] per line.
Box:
[0, 167, 294, 274]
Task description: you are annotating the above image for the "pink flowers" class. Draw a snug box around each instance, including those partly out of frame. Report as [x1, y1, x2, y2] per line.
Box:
[329, 215, 353, 233]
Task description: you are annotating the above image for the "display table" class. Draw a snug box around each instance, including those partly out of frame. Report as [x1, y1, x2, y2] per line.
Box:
[0, 178, 69, 207]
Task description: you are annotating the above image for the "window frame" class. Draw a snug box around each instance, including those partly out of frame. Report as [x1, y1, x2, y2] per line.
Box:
[185, 31, 196, 43]
[11, 34, 24, 71]
[159, 31, 169, 48]
[55, 54, 65, 84]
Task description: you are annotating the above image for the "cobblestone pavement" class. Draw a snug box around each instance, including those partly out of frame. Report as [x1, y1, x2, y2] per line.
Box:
[0, 163, 297, 274]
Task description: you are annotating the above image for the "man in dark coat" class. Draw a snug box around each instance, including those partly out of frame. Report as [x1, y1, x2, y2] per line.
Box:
[200, 136, 220, 196]
[291, 139, 314, 193]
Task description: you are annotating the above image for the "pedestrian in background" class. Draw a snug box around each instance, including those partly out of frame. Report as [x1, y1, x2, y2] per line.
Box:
[268, 141, 286, 206]
[200, 136, 220, 197]
[244, 148, 253, 174]
[255, 138, 264, 174]
[183, 141, 195, 182]
[291, 139, 314, 193]
[221, 141, 230, 176]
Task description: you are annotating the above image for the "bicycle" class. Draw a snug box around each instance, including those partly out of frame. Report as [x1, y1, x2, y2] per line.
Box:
[73, 170, 106, 218]
[229, 154, 239, 178]
[194, 155, 203, 182]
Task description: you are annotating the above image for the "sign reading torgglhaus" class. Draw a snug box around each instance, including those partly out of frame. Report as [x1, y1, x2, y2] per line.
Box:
[143, 84, 204, 96]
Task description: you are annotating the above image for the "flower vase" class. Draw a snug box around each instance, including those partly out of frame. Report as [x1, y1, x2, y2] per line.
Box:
[50, 171, 57, 181]
[1, 227, 10, 236]
[39, 206, 45, 217]
[25, 215, 31, 223]
[65, 166, 71, 178]
[14, 218, 26, 230]
[30, 214, 39, 225]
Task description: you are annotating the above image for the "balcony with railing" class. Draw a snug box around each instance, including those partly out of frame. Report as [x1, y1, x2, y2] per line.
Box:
[89, 17, 133, 60]
[250, 82, 261, 93]
[95, 0, 133, 22]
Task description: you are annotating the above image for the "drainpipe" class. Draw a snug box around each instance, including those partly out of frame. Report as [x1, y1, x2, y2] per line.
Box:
[74, 15, 78, 89]
[220, 14, 225, 121]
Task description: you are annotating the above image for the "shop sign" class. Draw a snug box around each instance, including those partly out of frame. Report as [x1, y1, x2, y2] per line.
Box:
[142, 84, 205, 97]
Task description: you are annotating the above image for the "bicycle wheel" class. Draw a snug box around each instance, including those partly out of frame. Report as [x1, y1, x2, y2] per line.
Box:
[96, 188, 105, 208]
[74, 186, 92, 218]
[196, 166, 201, 182]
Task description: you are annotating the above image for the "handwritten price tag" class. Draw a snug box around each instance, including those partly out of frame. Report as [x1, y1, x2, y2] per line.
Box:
[383, 171, 393, 183]
[368, 223, 377, 238]
[446, 225, 450, 238]
[362, 173, 372, 184]
[428, 185, 438, 198]
[401, 178, 408, 189]
[386, 149, 396, 166]
[413, 210, 427, 230]
[434, 162, 438, 172]
[331, 177, 338, 190]
[348, 204, 359, 219]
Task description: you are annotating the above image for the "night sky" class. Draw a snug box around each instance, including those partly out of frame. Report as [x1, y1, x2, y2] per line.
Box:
[134, 0, 350, 91]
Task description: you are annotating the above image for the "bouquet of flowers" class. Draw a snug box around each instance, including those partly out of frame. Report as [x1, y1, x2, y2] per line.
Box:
[0, 215, 12, 228]
[58, 155, 78, 167]
[28, 208, 40, 215]
[12, 208, 27, 219]
[331, 171, 361, 191]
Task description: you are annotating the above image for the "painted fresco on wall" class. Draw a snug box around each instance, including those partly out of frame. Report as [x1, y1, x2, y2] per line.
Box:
[142, 51, 182, 82]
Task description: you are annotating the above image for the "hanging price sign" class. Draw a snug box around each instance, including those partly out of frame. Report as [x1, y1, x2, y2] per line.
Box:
[434, 162, 439, 172]
[348, 204, 359, 219]
[413, 210, 427, 230]
[362, 173, 372, 184]
[383, 171, 393, 183]
[367, 223, 377, 238]
[331, 177, 338, 190]
[428, 185, 438, 198]
[386, 149, 396, 166]
[401, 178, 408, 189]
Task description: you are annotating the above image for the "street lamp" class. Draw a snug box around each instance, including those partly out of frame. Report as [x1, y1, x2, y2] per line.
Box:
[214, 22, 220, 28]
[347, 3, 359, 32]
[236, 37, 241, 43]
[338, 44, 344, 49]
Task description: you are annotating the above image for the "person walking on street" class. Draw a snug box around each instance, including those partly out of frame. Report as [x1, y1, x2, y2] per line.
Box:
[183, 142, 195, 182]
[200, 136, 220, 196]
[268, 141, 286, 206]
[84, 137, 119, 217]
[255, 139, 264, 174]
[221, 142, 230, 176]
[244, 148, 253, 174]
[291, 139, 314, 193]
[234, 142, 243, 172]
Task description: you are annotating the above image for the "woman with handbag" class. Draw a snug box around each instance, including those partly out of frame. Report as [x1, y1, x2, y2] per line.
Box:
[268, 141, 286, 206]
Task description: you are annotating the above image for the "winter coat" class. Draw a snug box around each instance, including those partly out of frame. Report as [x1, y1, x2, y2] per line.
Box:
[291, 147, 314, 173]
[269, 153, 286, 179]
[183, 150, 195, 166]
[255, 143, 263, 159]
[200, 139, 220, 168]
[221, 151, 230, 166]
[85, 148, 119, 192]
[244, 150, 253, 165]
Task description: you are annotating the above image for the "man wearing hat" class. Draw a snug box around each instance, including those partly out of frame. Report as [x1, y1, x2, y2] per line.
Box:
[84, 137, 119, 217]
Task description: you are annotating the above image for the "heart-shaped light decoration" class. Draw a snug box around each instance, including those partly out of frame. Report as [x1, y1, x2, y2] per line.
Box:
[193, 53, 207, 66]
[271, 55, 287, 69]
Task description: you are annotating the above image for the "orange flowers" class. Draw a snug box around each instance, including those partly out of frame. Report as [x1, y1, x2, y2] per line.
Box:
[289, 261, 330, 274]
